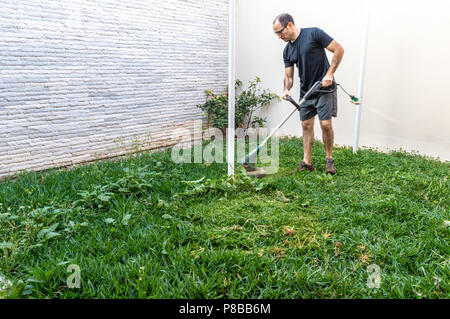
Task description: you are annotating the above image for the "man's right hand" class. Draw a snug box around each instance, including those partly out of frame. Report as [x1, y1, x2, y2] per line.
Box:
[282, 90, 291, 100]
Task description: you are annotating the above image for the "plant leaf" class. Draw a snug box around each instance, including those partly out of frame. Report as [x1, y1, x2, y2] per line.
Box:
[0, 242, 13, 249]
[104, 218, 115, 224]
[46, 232, 61, 240]
[121, 214, 132, 225]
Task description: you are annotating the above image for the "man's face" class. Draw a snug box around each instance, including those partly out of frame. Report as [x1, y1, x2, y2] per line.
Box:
[273, 21, 290, 42]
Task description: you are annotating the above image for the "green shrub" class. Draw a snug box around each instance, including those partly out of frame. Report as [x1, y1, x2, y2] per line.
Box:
[197, 76, 280, 135]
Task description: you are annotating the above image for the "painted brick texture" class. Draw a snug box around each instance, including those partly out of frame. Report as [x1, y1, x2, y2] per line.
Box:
[0, 0, 229, 178]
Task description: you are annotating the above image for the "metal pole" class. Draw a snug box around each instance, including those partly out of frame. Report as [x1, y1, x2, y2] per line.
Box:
[353, 0, 371, 153]
[227, 0, 236, 175]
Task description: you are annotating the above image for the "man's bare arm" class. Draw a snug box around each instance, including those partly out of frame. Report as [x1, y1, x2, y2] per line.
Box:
[283, 66, 294, 100]
[322, 40, 344, 87]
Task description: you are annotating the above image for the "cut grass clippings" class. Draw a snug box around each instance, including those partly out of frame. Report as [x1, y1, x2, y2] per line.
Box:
[0, 137, 448, 298]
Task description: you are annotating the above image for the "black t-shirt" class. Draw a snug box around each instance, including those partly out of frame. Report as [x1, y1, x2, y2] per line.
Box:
[283, 27, 333, 98]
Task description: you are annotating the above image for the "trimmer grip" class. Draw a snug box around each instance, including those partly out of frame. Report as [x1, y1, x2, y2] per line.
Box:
[285, 81, 323, 110]
[286, 96, 301, 110]
[303, 81, 323, 100]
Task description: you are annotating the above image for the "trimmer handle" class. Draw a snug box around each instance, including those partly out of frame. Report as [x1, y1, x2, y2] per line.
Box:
[286, 96, 301, 110]
[286, 81, 323, 110]
[303, 81, 323, 100]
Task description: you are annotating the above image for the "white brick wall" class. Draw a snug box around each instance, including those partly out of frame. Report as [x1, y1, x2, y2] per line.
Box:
[0, 0, 229, 178]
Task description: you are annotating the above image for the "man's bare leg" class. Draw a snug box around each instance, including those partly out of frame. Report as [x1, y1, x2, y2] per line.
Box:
[320, 119, 334, 158]
[302, 117, 315, 164]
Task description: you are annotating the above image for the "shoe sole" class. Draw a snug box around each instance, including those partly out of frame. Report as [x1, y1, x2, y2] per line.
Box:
[291, 167, 315, 173]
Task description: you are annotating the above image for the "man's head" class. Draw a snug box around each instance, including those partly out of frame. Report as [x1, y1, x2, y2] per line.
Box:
[273, 13, 297, 42]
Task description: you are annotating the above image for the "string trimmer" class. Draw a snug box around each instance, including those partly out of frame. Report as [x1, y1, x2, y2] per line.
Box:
[242, 81, 359, 177]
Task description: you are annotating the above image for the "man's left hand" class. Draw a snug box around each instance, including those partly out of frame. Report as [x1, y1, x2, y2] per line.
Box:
[322, 75, 334, 88]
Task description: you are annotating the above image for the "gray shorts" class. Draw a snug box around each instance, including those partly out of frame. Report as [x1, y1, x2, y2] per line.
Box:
[299, 84, 338, 121]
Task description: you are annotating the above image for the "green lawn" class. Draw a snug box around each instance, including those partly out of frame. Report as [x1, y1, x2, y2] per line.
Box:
[0, 137, 448, 298]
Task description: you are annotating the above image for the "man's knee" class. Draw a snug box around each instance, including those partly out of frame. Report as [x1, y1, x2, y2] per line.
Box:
[302, 118, 314, 131]
[320, 120, 333, 132]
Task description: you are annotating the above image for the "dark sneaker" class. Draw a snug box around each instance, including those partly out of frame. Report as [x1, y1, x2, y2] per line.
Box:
[292, 161, 315, 173]
[325, 158, 336, 175]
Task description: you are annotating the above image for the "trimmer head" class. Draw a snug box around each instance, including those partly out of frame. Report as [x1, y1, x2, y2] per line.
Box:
[242, 163, 266, 178]
[350, 96, 361, 105]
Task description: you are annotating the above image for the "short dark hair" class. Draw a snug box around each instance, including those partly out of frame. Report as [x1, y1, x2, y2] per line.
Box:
[273, 13, 295, 27]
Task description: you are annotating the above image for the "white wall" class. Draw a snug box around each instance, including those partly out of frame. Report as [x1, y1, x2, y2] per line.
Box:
[0, 0, 229, 178]
[236, 0, 450, 161]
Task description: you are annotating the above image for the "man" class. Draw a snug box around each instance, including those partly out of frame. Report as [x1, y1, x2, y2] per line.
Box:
[273, 13, 344, 174]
